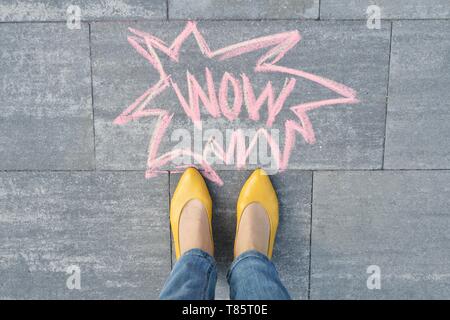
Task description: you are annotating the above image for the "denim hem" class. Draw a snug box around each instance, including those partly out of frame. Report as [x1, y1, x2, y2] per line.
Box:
[180, 248, 217, 266]
[226, 250, 272, 281]
[160, 248, 217, 300]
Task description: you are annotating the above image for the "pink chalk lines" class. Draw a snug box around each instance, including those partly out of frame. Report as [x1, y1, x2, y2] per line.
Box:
[113, 21, 359, 185]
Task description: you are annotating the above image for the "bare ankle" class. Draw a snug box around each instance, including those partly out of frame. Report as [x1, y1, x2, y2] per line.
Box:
[179, 199, 213, 257]
[234, 203, 270, 258]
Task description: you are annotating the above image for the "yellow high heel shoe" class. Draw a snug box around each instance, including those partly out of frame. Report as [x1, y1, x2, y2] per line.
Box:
[170, 167, 213, 260]
[235, 168, 279, 259]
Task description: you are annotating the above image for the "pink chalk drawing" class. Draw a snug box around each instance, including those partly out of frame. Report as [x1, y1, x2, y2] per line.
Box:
[113, 21, 359, 185]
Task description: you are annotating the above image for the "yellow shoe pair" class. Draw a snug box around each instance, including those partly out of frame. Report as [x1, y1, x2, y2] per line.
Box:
[170, 168, 278, 260]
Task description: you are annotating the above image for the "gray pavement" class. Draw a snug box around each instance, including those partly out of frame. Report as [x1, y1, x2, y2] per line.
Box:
[0, 0, 449, 299]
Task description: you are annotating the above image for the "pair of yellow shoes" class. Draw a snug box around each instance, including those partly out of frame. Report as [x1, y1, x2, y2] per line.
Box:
[170, 168, 278, 260]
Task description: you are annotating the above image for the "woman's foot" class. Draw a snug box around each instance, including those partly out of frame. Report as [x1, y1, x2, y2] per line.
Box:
[179, 199, 214, 256]
[234, 203, 270, 257]
[234, 169, 279, 259]
[170, 167, 214, 260]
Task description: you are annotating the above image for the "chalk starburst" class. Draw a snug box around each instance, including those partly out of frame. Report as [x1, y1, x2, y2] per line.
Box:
[113, 21, 359, 185]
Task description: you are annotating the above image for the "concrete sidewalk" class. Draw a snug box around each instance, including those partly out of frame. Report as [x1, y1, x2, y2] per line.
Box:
[0, 1, 449, 299]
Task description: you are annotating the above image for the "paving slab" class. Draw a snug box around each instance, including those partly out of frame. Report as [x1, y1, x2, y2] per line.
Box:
[0, 23, 93, 170]
[169, 170, 311, 299]
[320, 0, 450, 19]
[92, 21, 390, 176]
[384, 21, 450, 169]
[169, 0, 319, 20]
[311, 171, 450, 299]
[0, 172, 170, 299]
[0, 0, 166, 21]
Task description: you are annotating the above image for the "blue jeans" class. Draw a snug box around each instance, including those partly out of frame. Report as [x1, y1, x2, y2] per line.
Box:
[160, 249, 291, 300]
